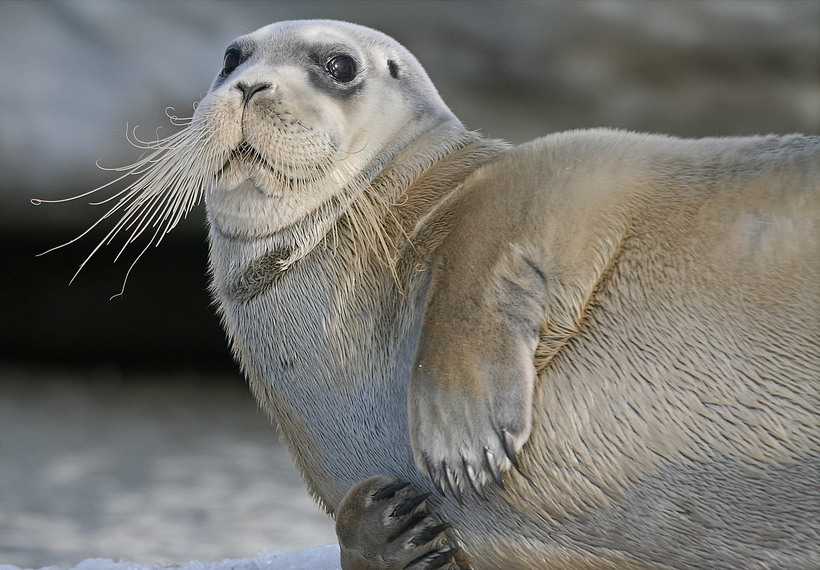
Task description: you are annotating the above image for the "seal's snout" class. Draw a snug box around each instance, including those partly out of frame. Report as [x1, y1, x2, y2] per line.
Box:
[236, 81, 272, 104]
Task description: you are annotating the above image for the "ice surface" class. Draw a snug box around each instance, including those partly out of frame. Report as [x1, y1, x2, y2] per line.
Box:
[0, 546, 342, 570]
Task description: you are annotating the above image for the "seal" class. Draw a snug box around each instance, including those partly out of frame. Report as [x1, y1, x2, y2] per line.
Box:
[40, 20, 819, 569]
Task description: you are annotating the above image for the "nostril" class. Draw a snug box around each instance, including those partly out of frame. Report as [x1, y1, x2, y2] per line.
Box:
[236, 82, 272, 103]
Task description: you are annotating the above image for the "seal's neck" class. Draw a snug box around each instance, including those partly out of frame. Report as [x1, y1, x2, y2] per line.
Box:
[207, 127, 508, 508]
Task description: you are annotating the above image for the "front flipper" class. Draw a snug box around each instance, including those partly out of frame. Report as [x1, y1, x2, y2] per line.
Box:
[336, 476, 462, 570]
[409, 244, 548, 496]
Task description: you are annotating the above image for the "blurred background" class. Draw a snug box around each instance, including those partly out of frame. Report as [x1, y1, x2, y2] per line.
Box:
[1, 0, 818, 567]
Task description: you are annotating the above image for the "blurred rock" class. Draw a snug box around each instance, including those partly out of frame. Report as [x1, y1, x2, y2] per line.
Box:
[3, 0, 817, 209]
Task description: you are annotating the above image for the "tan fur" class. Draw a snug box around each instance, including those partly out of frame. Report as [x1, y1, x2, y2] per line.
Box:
[68, 20, 819, 570]
[454, 131, 818, 517]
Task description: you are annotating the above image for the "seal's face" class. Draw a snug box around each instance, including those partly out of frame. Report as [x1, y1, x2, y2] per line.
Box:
[35, 20, 457, 292]
[199, 21, 443, 240]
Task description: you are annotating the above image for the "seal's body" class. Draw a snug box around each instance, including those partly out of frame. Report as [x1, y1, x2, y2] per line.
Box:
[68, 20, 820, 569]
[211, 124, 818, 568]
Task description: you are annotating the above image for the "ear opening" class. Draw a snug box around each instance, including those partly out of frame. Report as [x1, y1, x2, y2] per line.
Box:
[387, 59, 399, 79]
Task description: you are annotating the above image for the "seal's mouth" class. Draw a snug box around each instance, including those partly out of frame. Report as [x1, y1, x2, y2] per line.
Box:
[217, 140, 329, 190]
[220, 141, 269, 175]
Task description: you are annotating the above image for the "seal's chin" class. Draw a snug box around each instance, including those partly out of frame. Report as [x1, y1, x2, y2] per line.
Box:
[214, 177, 266, 197]
[217, 168, 281, 198]
[207, 170, 339, 240]
[206, 177, 284, 238]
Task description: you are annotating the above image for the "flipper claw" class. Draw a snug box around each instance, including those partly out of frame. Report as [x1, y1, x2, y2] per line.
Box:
[501, 427, 520, 469]
[484, 447, 504, 488]
[463, 457, 486, 499]
[392, 492, 431, 517]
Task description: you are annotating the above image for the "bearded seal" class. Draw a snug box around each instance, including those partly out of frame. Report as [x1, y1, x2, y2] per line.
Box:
[39, 19, 819, 570]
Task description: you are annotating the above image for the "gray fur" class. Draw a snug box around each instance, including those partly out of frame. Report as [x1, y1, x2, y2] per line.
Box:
[563, 457, 820, 568]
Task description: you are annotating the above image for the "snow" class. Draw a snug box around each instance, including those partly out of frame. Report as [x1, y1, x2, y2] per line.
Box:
[0, 546, 342, 570]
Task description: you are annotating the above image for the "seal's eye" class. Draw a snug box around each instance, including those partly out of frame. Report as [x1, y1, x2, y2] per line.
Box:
[221, 48, 243, 77]
[326, 55, 357, 82]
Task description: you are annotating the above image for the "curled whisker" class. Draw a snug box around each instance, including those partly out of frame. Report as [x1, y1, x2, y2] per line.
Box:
[32, 109, 221, 291]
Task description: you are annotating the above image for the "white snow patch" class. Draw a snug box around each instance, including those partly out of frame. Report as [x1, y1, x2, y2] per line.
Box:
[0, 546, 342, 570]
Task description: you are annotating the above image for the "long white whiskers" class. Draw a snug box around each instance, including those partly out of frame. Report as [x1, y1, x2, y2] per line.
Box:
[31, 109, 220, 290]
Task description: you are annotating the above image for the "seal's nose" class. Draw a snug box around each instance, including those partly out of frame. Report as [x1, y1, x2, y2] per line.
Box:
[236, 82, 272, 103]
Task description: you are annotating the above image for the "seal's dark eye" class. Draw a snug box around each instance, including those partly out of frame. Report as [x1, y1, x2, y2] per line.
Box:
[326, 55, 357, 82]
[222, 48, 243, 77]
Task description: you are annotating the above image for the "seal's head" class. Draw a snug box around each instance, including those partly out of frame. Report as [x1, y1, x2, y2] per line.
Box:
[35, 21, 460, 291]
[198, 20, 459, 240]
